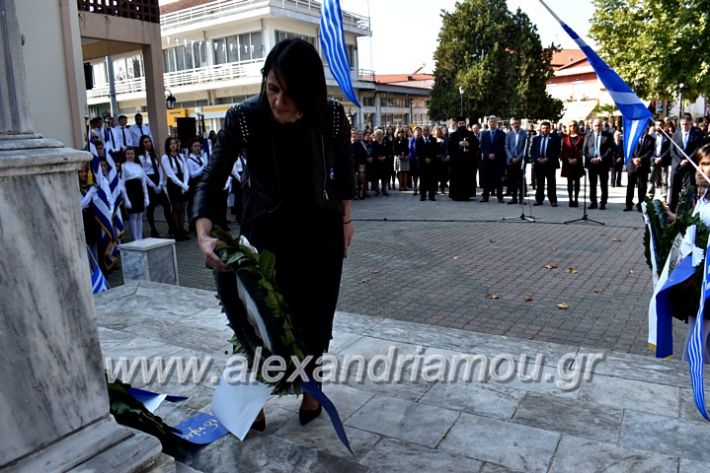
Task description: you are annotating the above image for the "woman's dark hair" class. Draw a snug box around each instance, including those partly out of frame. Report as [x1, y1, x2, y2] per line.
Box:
[137, 134, 157, 159]
[164, 136, 178, 155]
[260, 39, 328, 129]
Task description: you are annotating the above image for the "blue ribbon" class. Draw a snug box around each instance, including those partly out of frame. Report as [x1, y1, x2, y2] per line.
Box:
[301, 379, 353, 455]
[688, 239, 710, 420]
[655, 256, 696, 357]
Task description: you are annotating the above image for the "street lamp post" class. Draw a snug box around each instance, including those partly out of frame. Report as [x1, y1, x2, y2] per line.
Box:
[678, 82, 685, 118]
[458, 86, 464, 116]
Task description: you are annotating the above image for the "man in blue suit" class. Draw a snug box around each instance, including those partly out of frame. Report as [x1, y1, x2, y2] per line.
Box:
[504, 117, 528, 204]
[530, 121, 561, 206]
[479, 115, 507, 202]
[583, 118, 616, 210]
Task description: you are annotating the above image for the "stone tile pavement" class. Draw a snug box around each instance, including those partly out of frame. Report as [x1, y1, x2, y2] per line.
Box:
[107, 171, 688, 357]
[96, 281, 710, 473]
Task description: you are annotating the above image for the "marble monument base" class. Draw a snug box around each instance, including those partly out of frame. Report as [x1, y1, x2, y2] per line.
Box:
[121, 237, 179, 285]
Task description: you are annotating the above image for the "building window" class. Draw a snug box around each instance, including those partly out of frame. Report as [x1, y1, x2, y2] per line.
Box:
[193, 41, 208, 68]
[362, 95, 374, 107]
[213, 32, 264, 65]
[275, 30, 317, 49]
[93, 62, 107, 85]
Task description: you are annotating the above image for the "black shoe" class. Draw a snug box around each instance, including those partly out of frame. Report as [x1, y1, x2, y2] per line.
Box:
[480, 198, 489, 203]
[550, 202, 558, 207]
[429, 196, 436, 201]
[623, 207, 633, 212]
[508, 200, 518, 205]
[498, 198, 505, 203]
[533, 202, 543, 206]
[636, 203, 642, 212]
[382, 191, 390, 196]
[599, 204, 607, 210]
[299, 404, 322, 426]
[251, 412, 266, 432]
[573, 200, 579, 207]
[420, 197, 426, 201]
[568, 201, 574, 207]
[589, 202, 598, 209]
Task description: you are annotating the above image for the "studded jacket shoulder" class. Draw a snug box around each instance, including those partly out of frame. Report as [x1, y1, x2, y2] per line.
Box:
[192, 97, 354, 227]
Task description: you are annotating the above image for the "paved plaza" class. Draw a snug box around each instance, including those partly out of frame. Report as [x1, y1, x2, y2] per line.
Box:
[109, 173, 687, 357]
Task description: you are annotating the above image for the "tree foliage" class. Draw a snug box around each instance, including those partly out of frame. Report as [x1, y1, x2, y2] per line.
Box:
[429, 0, 563, 122]
[590, 0, 710, 103]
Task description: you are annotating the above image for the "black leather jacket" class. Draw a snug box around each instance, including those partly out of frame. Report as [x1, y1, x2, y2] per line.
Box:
[193, 97, 354, 227]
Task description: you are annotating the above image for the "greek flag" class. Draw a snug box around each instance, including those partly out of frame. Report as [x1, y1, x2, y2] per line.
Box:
[539, 0, 652, 164]
[319, 0, 361, 107]
[90, 152, 119, 270]
[688, 238, 710, 420]
[91, 266, 108, 294]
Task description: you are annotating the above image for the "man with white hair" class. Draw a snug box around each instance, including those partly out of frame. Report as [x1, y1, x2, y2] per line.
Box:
[583, 118, 615, 210]
[479, 115, 507, 202]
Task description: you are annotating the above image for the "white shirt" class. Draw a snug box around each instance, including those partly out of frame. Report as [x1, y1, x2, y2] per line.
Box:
[121, 161, 149, 209]
[110, 126, 133, 150]
[656, 134, 663, 156]
[130, 123, 152, 145]
[161, 153, 190, 191]
[139, 153, 164, 191]
[186, 152, 208, 181]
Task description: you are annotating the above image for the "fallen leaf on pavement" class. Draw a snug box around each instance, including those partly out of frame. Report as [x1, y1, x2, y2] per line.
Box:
[486, 292, 500, 300]
[592, 288, 601, 294]
[489, 239, 496, 244]
[612, 237, 622, 243]
[452, 256, 460, 260]
[544, 263, 558, 270]
[370, 269, 381, 274]
[524, 295, 534, 302]
[557, 303, 570, 310]
[359, 278, 369, 284]
[565, 267, 579, 274]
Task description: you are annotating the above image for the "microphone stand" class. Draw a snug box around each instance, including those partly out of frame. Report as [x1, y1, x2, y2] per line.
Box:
[503, 133, 537, 222]
[564, 165, 605, 225]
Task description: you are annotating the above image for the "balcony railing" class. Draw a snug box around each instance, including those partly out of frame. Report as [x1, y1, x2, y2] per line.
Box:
[86, 60, 375, 100]
[160, 0, 370, 33]
[78, 0, 160, 23]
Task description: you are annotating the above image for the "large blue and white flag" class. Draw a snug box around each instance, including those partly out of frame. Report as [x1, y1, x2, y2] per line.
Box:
[539, 0, 652, 164]
[320, 0, 361, 107]
[91, 266, 109, 294]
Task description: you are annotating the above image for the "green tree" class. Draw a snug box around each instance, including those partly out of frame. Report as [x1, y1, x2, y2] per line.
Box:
[429, 0, 562, 122]
[590, 0, 710, 104]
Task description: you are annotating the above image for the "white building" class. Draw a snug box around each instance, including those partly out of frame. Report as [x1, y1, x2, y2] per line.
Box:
[86, 0, 431, 135]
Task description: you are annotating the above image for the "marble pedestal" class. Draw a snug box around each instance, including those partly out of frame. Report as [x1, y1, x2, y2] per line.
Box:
[121, 238, 179, 285]
[0, 135, 174, 473]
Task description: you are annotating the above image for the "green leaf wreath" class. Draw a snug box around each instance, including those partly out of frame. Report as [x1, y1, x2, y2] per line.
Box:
[644, 187, 710, 321]
[211, 226, 306, 395]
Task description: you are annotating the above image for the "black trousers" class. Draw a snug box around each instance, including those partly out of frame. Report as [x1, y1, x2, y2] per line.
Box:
[610, 164, 623, 186]
[534, 166, 557, 204]
[567, 177, 580, 201]
[482, 165, 503, 199]
[626, 171, 648, 208]
[507, 163, 524, 201]
[419, 161, 438, 199]
[146, 187, 176, 235]
[588, 168, 609, 205]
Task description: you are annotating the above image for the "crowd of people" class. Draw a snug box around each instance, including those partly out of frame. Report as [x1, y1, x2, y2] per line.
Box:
[350, 113, 710, 213]
[78, 107, 710, 274]
[80, 112, 220, 272]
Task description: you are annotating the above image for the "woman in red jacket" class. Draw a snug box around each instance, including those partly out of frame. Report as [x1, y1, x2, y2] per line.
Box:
[561, 121, 585, 207]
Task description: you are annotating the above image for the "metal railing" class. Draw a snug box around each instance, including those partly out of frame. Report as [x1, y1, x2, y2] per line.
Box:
[87, 60, 375, 100]
[77, 0, 160, 23]
[160, 0, 370, 33]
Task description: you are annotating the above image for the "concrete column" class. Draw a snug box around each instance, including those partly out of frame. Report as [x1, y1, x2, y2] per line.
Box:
[374, 93, 382, 128]
[142, 42, 168, 154]
[0, 1, 172, 471]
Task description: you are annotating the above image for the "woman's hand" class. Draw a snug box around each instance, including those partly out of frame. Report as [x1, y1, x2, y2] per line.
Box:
[343, 221, 355, 257]
[195, 218, 229, 272]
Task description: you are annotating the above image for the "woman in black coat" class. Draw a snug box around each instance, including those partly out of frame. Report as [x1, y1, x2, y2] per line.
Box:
[194, 39, 355, 428]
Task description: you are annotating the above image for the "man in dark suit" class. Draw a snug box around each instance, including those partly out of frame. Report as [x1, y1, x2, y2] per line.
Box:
[647, 120, 672, 200]
[504, 116, 528, 204]
[583, 118, 616, 210]
[479, 115, 507, 202]
[530, 121, 560, 206]
[416, 125, 439, 201]
[625, 124, 655, 211]
[611, 130, 624, 187]
[669, 114, 704, 211]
